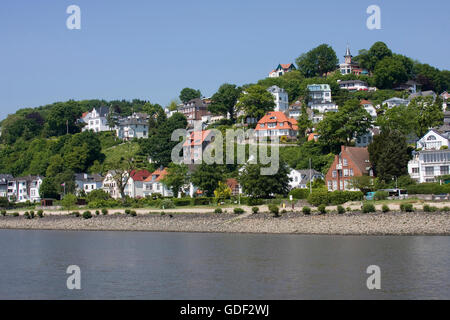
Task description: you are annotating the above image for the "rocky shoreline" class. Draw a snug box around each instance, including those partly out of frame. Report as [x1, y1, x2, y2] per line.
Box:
[1, 211, 449, 235]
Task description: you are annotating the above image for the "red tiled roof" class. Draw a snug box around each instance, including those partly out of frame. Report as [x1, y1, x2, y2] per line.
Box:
[280, 63, 293, 70]
[341, 146, 372, 175]
[360, 99, 373, 105]
[144, 168, 168, 182]
[183, 130, 212, 147]
[255, 111, 298, 131]
[130, 170, 151, 182]
[308, 133, 319, 141]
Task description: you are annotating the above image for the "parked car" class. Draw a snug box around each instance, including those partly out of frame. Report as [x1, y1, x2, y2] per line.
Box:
[365, 192, 376, 201]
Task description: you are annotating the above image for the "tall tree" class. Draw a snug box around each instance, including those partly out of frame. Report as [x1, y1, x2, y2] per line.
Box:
[373, 56, 408, 89]
[295, 44, 338, 77]
[355, 41, 393, 71]
[208, 83, 241, 120]
[191, 163, 224, 197]
[239, 161, 291, 198]
[317, 99, 372, 152]
[179, 88, 202, 103]
[368, 129, 411, 183]
[235, 85, 275, 121]
[408, 96, 444, 137]
[45, 101, 83, 136]
[160, 163, 189, 197]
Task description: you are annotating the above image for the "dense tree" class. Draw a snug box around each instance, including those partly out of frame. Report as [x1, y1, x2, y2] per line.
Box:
[62, 131, 105, 173]
[239, 161, 291, 198]
[295, 44, 338, 77]
[408, 96, 444, 137]
[39, 178, 59, 199]
[191, 163, 224, 197]
[235, 85, 275, 121]
[368, 129, 411, 183]
[317, 100, 372, 152]
[208, 83, 241, 120]
[44, 101, 83, 136]
[373, 56, 408, 89]
[280, 141, 334, 174]
[376, 105, 417, 136]
[179, 88, 202, 103]
[160, 163, 189, 196]
[355, 41, 392, 71]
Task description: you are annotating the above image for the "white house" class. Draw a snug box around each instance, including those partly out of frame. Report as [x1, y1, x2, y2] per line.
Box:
[81, 106, 111, 132]
[7, 176, 43, 203]
[102, 171, 120, 199]
[124, 170, 151, 198]
[307, 84, 338, 113]
[441, 92, 449, 111]
[288, 169, 324, 190]
[288, 100, 303, 119]
[360, 100, 377, 118]
[116, 114, 149, 140]
[382, 97, 410, 109]
[269, 63, 296, 78]
[338, 80, 368, 92]
[267, 85, 289, 112]
[0, 174, 13, 199]
[416, 129, 449, 151]
[75, 173, 103, 195]
[143, 168, 173, 197]
[255, 111, 298, 140]
[408, 149, 450, 183]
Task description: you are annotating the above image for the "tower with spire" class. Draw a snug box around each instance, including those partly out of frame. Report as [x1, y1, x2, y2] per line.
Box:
[344, 45, 352, 64]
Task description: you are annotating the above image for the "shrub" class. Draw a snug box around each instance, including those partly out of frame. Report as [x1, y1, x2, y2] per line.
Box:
[289, 188, 310, 200]
[12, 212, 19, 217]
[130, 210, 137, 217]
[318, 204, 327, 214]
[95, 210, 100, 216]
[192, 197, 212, 206]
[374, 190, 389, 201]
[268, 204, 280, 217]
[114, 212, 121, 215]
[308, 190, 363, 206]
[102, 208, 108, 215]
[441, 206, 450, 212]
[247, 198, 264, 206]
[37, 210, 44, 218]
[159, 199, 175, 209]
[423, 205, 437, 212]
[1, 210, 6, 216]
[362, 203, 376, 213]
[302, 206, 311, 215]
[83, 211, 92, 219]
[29, 211, 35, 219]
[72, 211, 80, 217]
[24, 212, 31, 219]
[125, 209, 131, 215]
[307, 191, 329, 206]
[407, 183, 450, 195]
[382, 204, 390, 213]
[337, 205, 345, 214]
[174, 198, 192, 207]
[214, 208, 223, 214]
[252, 207, 259, 214]
[400, 203, 414, 212]
[234, 208, 245, 215]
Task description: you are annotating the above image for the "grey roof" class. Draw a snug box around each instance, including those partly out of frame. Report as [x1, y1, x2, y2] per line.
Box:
[95, 106, 110, 117]
[10, 175, 43, 182]
[118, 118, 149, 126]
[345, 45, 352, 57]
[74, 173, 103, 183]
[293, 169, 324, 185]
[408, 90, 437, 101]
[339, 80, 368, 85]
[0, 174, 13, 185]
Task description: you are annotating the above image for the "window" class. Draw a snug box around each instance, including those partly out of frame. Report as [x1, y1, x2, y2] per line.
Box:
[412, 168, 419, 174]
[350, 169, 354, 176]
[425, 167, 435, 176]
[343, 169, 349, 177]
[332, 170, 337, 178]
[343, 158, 348, 166]
[441, 166, 449, 175]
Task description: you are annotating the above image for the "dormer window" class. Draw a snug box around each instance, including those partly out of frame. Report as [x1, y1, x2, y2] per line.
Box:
[427, 135, 437, 141]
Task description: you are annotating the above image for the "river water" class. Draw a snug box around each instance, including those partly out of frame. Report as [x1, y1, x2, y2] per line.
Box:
[0, 230, 448, 299]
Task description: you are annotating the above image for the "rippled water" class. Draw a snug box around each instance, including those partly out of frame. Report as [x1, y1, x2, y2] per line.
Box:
[0, 230, 448, 299]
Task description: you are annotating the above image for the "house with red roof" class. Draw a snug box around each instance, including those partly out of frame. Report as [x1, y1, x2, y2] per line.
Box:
[360, 99, 377, 118]
[325, 146, 374, 191]
[269, 63, 296, 78]
[255, 111, 298, 140]
[183, 130, 214, 164]
[124, 169, 151, 198]
[143, 167, 173, 197]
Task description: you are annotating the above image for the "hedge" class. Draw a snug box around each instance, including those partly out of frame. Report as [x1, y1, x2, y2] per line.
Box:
[307, 190, 364, 206]
[173, 198, 192, 206]
[407, 183, 450, 195]
[289, 188, 310, 200]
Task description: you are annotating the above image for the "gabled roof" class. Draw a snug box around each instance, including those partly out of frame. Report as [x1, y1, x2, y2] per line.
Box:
[74, 173, 103, 183]
[129, 170, 151, 182]
[340, 146, 372, 175]
[255, 111, 298, 131]
[183, 130, 212, 147]
[360, 99, 373, 105]
[144, 167, 168, 183]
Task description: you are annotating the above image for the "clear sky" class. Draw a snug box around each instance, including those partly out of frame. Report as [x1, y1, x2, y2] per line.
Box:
[1, 0, 449, 120]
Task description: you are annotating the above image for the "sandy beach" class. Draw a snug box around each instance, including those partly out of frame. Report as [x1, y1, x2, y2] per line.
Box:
[1, 208, 449, 235]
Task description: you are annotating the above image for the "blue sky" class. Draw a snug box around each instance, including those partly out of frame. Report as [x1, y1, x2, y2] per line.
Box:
[0, 0, 449, 120]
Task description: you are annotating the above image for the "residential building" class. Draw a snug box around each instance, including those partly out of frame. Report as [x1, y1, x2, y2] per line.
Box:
[307, 84, 338, 113]
[325, 146, 374, 191]
[178, 98, 211, 127]
[0, 174, 13, 198]
[81, 106, 111, 132]
[183, 130, 214, 164]
[360, 100, 377, 118]
[288, 169, 324, 190]
[382, 97, 410, 109]
[124, 170, 151, 198]
[75, 173, 104, 195]
[226, 178, 241, 197]
[102, 171, 120, 199]
[408, 90, 437, 102]
[355, 128, 379, 147]
[267, 85, 289, 112]
[7, 175, 44, 203]
[116, 113, 149, 140]
[394, 80, 419, 93]
[269, 63, 296, 78]
[338, 80, 369, 92]
[441, 91, 449, 111]
[416, 129, 449, 151]
[143, 168, 173, 197]
[339, 45, 368, 76]
[408, 150, 450, 183]
[288, 100, 303, 119]
[255, 111, 298, 140]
